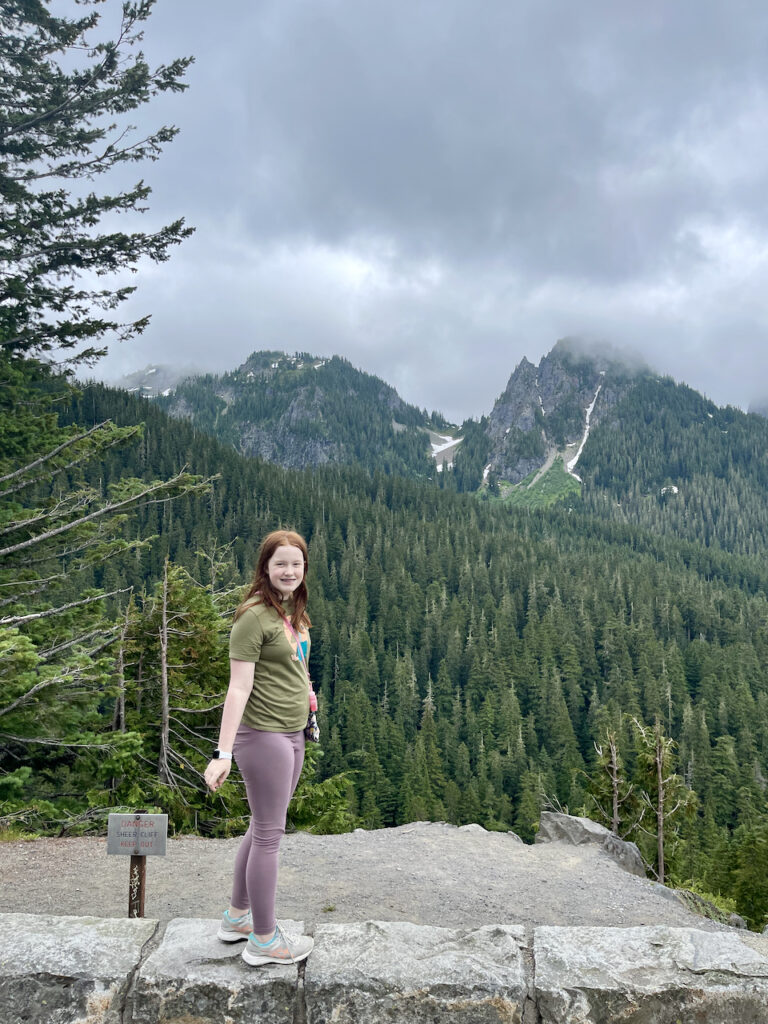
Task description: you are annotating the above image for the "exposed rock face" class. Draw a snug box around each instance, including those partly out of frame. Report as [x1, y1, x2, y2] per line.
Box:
[0, 913, 156, 1024]
[133, 917, 304, 1024]
[238, 424, 340, 466]
[4, 914, 768, 1024]
[484, 339, 643, 484]
[534, 925, 768, 1024]
[487, 356, 540, 440]
[536, 811, 647, 878]
[305, 921, 530, 1023]
[537, 346, 601, 421]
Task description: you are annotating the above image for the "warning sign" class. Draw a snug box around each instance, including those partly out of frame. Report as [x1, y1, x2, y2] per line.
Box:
[107, 813, 168, 857]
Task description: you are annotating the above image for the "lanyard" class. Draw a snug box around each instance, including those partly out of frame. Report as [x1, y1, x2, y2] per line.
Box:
[282, 615, 309, 677]
[282, 615, 317, 711]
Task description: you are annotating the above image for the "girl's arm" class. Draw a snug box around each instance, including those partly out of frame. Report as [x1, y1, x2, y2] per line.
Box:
[203, 660, 255, 792]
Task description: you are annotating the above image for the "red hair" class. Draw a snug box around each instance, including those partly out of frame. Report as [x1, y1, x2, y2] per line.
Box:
[234, 529, 311, 630]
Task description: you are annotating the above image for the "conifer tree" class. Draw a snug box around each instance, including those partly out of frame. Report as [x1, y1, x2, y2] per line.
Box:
[732, 820, 768, 931]
[1, 0, 193, 363]
[0, 1, 200, 832]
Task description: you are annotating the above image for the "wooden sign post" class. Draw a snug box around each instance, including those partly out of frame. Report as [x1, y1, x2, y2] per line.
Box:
[107, 812, 168, 918]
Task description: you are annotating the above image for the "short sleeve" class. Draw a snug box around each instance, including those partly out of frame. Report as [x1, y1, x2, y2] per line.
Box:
[229, 606, 264, 662]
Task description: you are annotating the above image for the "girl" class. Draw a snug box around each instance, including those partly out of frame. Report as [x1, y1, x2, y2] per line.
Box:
[203, 529, 315, 966]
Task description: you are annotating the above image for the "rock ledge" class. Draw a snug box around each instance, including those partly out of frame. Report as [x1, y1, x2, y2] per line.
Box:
[2, 913, 768, 1023]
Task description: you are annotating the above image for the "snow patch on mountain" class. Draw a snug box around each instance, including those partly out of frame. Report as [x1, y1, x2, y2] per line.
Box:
[566, 377, 604, 481]
[429, 431, 463, 472]
[431, 436, 461, 455]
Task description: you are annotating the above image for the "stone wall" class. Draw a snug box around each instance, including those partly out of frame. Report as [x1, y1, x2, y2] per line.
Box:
[2, 913, 768, 1023]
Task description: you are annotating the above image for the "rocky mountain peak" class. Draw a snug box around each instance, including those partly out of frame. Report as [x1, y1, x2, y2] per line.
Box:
[487, 355, 539, 441]
[483, 340, 646, 485]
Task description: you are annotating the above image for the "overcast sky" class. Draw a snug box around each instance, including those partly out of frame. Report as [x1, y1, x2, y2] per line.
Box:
[90, 0, 768, 422]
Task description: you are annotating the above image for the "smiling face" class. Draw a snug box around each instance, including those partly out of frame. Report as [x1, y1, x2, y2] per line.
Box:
[266, 544, 305, 599]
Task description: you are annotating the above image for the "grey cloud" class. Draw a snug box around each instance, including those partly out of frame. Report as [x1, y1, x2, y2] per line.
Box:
[94, 0, 768, 421]
[233, 1, 768, 277]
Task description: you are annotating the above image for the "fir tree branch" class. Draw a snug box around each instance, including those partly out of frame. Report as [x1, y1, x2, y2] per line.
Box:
[39, 625, 121, 662]
[0, 733, 112, 748]
[0, 666, 101, 718]
[169, 717, 217, 744]
[0, 420, 117, 487]
[168, 702, 225, 714]
[0, 469, 211, 558]
[0, 587, 131, 626]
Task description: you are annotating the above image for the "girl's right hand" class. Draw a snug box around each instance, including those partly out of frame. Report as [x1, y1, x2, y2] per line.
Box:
[204, 758, 231, 792]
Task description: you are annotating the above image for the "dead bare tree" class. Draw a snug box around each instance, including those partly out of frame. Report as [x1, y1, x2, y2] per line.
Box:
[631, 717, 696, 884]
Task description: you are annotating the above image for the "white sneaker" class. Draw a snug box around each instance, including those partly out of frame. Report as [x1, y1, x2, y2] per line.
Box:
[216, 908, 252, 943]
[242, 924, 314, 966]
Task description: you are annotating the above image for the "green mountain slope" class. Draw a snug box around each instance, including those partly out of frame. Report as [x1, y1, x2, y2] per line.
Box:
[8, 356, 768, 926]
[576, 378, 768, 557]
[155, 351, 446, 478]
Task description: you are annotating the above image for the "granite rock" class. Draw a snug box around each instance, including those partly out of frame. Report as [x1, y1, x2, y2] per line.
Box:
[534, 925, 768, 1024]
[0, 913, 156, 1024]
[536, 811, 647, 878]
[132, 917, 304, 1024]
[4, 913, 768, 1024]
[305, 920, 529, 1023]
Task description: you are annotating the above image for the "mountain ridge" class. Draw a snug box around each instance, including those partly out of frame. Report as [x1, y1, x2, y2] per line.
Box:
[111, 341, 650, 484]
[108, 341, 768, 546]
[480, 339, 647, 486]
[151, 351, 443, 477]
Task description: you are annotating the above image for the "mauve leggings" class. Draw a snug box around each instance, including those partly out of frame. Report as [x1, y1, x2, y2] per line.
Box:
[231, 724, 305, 933]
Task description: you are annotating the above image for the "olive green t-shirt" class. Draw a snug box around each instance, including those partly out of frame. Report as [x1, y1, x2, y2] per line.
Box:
[229, 600, 310, 732]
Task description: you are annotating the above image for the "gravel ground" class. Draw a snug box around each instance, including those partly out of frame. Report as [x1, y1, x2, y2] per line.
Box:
[0, 822, 730, 933]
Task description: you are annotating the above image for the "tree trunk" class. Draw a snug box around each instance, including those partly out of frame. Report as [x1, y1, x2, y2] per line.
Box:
[112, 608, 130, 735]
[656, 728, 665, 884]
[610, 733, 620, 835]
[157, 559, 171, 785]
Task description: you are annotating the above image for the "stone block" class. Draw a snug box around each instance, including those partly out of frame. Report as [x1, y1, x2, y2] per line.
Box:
[536, 812, 612, 847]
[0, 912, 156, 1024]
[534, 925, 768, 1023]
[536, 812, 646, 878]
[132, 917, 303, 1024]
[305, 920, 528, 1023]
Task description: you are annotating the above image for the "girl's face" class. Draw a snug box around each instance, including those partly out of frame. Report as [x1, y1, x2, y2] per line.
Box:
[266, 544, 305, 599]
